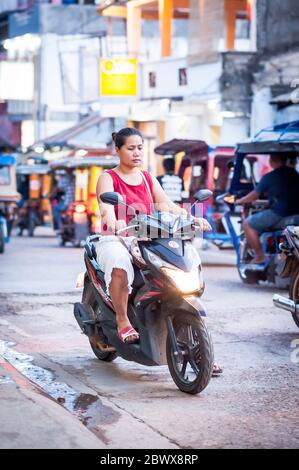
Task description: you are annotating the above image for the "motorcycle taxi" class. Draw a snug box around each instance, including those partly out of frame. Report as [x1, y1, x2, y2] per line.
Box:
[217, 120, 299, 286]
[16, 160, 51, 236]
[50, 155, 118, 247]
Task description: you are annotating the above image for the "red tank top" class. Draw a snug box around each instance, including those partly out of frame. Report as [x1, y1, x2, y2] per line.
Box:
[106, 169, 154, 224]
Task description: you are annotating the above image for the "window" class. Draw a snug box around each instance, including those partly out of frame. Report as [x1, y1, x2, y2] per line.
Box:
[0, 166, 10, 185]
[179, 68, 187, 86]
[148, 71, 156, 88]
[235, 12, 250, 39]
[240, 155, 270, 185]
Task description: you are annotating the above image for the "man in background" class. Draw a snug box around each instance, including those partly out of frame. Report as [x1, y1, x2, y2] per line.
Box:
[157, 157, 184, 204]
[235, 153, 299, 264]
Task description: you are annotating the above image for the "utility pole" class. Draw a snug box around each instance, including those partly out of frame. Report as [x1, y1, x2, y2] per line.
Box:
[78, 45, 86, 118]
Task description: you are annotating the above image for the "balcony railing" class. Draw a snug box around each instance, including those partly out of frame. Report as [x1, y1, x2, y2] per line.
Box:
[0, 0, 19, 15]
[0, 0, 51, 15]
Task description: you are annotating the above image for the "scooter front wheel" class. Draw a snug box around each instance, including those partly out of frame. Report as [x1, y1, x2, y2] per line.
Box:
[0, 225, 5, 253]
[166, 313, 214, 394]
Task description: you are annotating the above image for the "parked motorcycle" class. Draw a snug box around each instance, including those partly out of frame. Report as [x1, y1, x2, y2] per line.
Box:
[59, 201, 91, 247]
[17, 200, 43, 237]
[74, 190, 214, 395]
[0, 154, 20, 251]
[273, 226, 299, 327]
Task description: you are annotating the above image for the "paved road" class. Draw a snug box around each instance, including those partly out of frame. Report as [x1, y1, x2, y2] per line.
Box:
[0, 228, 298, 449]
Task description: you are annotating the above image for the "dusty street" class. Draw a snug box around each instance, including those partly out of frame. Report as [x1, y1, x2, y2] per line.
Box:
[0, 227, 298, 449]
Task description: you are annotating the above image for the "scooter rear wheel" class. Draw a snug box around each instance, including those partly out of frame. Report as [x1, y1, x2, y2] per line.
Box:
[166, 313, 214, 394]
[89, 338, 117, 362]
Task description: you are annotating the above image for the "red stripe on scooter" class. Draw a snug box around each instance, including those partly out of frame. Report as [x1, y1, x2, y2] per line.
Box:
[139, 292, 161, 302]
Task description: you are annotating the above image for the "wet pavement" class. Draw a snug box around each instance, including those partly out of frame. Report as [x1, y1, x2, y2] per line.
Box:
[0, 227, 298, 449]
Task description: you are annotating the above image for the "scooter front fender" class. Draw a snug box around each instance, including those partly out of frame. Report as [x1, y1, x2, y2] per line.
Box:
[162, 295, 207, 318]
[182, 295, 207, 316]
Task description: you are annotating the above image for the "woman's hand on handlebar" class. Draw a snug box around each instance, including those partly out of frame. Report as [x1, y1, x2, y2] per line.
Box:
[104, 219, 127, 235]
[193, 217, 212, 232]
[114, 220, 127, 234]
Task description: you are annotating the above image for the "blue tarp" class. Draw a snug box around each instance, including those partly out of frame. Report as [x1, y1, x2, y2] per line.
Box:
[0, 155, 16, 166]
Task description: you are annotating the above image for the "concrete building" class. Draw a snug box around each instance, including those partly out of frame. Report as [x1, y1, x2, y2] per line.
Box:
[97, 0, 257, 151]
[251, 0, 299, 134]
[1, 1, 298, 156]
[97, 0, 299, 152]
[0, 1, 126, 148]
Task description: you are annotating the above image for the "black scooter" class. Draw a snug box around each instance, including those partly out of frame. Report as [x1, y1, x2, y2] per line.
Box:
[273, 226, 299, 328]
[74, 190, 214, 394]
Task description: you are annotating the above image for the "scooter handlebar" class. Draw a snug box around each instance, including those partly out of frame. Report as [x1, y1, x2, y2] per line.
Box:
[116, 224, 139, 235]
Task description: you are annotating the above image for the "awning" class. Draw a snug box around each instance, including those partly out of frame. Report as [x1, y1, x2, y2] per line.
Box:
[270, 92, 293, 106]
[50, 156, 119, 170]
[0, 155, 16, 166]
[154, 139, 208, 156]
[16, 164, 51, 175]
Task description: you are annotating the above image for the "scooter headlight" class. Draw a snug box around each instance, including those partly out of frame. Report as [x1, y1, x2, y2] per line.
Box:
[161, 267, 203, 294]
[74, 203, 87, 214]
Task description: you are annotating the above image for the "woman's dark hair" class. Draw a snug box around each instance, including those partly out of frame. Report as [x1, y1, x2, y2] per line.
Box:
[112, 127, 143, 148]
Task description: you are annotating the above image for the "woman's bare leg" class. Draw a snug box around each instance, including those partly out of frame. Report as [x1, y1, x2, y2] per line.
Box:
[109, 268, 139, 342]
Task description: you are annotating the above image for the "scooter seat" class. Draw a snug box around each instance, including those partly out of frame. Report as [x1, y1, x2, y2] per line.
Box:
[271, 214, 299, 231]
[295, 228, 299, 240]
[131, 265, 145, 292]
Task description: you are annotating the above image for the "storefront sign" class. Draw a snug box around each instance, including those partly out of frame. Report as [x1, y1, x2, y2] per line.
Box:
[100, 58, 137, 96]
[0, 61, 34, 100]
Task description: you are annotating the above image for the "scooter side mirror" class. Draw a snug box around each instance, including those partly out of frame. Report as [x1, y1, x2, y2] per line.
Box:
[194, 189, 213, 202]
[100, 192, 123, 206]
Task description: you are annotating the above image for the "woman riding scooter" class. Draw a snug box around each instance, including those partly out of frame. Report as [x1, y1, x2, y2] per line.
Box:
[96, 127, 222, 374]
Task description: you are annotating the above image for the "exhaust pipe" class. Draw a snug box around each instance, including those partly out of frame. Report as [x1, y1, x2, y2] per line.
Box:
[273, 294, 298, 314]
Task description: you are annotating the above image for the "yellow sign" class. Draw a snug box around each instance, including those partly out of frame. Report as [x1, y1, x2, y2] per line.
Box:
[100, 58, 137, 96]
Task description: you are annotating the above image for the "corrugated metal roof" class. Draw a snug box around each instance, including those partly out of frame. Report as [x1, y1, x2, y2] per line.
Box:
[31, 114, 112, 149]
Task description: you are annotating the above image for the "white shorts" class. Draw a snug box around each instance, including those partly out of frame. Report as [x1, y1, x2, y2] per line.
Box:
[95, 236, 135, 296]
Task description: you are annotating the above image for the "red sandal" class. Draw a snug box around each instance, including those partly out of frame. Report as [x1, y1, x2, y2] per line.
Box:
[118, 326, 139, 344]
